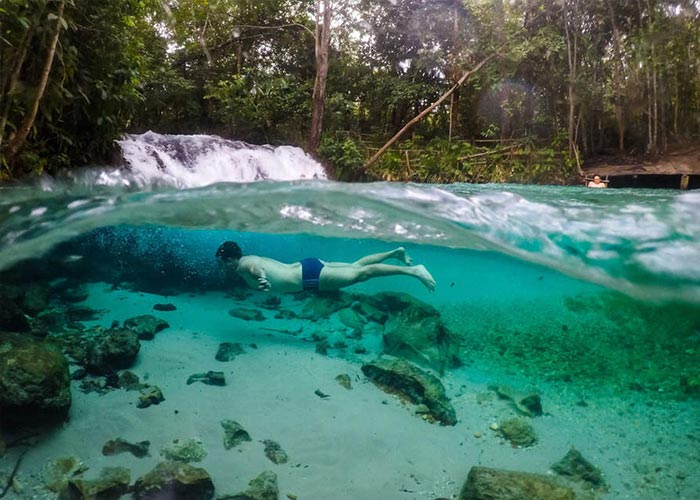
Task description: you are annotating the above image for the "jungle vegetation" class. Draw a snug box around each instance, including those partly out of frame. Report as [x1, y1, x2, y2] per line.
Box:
[1, 0, 699, 182]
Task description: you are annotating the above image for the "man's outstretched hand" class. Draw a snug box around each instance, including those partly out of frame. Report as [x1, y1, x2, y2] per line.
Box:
[257, 276, 271, 291]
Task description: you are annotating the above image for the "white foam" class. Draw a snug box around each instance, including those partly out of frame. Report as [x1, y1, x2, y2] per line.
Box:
[114, 132, 327, 188]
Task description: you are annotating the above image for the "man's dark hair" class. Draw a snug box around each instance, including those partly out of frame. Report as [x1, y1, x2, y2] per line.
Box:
[216, 241, 242, 262]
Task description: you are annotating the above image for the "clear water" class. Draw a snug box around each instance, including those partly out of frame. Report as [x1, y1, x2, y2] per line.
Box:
[1, 179, 699, 499]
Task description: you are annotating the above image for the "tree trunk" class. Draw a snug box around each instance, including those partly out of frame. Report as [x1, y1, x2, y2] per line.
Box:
[0, 6, 43, 148]
[494, 0, 508, 141]
[364, 50, 501, 170]
[448, 2, 462, 140]
[308, 0, 331, 153]
[605, 0, 626, 151]
[564, 0, 578, 155]
[4, 0, 65, 159]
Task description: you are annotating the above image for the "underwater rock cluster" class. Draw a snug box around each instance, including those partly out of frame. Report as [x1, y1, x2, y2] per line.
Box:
[0, 332, 71, 427]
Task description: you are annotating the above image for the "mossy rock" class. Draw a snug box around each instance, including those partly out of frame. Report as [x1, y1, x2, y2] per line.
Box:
[161, 438, 207, 463]
[132, 461, 214, 500]
[459, 466, 574, 500]
[551, 448, 606, 489]
[219, 471, 278, 500]
[0, 332, 71, 428]
[498, 417, 537, 447]
[361, 356, 456, 425]
[123, 314, 170, 340]
[85, 328, 140, 375]
[370, 292, 461, 374]
[60, 467, 131, 500]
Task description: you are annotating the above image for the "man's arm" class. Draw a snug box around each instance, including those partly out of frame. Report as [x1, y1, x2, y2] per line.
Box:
[238, 257, 271, 290]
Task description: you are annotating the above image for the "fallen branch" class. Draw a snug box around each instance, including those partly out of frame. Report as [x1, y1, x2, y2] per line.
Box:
[0, 448, 28, 499]
[363, 48, 503, 170]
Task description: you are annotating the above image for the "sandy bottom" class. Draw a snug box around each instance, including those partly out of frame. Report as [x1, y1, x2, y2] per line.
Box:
[3, 283, 700, 499]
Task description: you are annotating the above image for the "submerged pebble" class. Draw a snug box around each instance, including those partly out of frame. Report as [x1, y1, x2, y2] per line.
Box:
[153, 303, 176, 311]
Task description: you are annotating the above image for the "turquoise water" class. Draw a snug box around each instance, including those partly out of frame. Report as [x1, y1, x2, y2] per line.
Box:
[1, 181, 699, 498]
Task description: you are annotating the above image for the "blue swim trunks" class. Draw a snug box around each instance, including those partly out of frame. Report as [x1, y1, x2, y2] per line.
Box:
[300, 258, 325, 291]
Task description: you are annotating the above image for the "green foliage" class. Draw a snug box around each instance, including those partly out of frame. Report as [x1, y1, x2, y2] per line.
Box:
[1, 0, 158, 176]
[1, 0, 699, 181]
[365, 136, 573, 184]
[205, 73, 311, 143]
[318, 136, 364, 180]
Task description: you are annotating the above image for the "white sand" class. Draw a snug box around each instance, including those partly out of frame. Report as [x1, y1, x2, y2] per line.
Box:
[5, 283, 700, 499]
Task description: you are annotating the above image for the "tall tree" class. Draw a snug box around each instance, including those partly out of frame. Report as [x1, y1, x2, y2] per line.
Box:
[309, 0, 331, 152]
[2, 0, 65, 160]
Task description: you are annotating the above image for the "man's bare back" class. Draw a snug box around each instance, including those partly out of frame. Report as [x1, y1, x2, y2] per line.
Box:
[216, 242, 436, 293]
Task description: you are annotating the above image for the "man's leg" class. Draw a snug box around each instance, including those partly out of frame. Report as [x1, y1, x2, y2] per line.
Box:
[352, 247, 412, 266]
[319, 263, 435, 291]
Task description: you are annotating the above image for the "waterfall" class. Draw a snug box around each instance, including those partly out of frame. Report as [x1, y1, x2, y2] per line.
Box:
[53, 132, 327, 189]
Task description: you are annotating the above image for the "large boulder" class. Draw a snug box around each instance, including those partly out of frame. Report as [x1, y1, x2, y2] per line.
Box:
[361, 356, 457, 425]
[132, 461, 214, 500]
[373, 292, 461, 374]
[85, 328, 140, 375]
[0, 332, 71, 427]
[459, 466, 575, 500]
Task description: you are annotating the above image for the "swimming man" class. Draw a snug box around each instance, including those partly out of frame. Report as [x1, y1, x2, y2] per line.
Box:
[587, 175, 607, 188]
[216, 241, 436, 293]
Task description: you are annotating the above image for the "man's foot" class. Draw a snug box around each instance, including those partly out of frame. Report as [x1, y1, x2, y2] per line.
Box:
[393, 247, 413, 265]
[413, 264, 436, 291]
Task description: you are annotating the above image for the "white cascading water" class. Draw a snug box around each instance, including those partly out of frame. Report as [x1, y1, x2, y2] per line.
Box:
[84, 131, 327, 188]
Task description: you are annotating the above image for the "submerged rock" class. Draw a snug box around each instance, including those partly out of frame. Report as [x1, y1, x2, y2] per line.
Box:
[219, 471, 278, 500]
[0, 332, 71, 427]
[299, 292, 351, 319]
[222, 420, 252, 449]
[228, 308, 265, 321]
[102, 438, 150, 458]
[261, 440, 288, 464]
[551, 448, 606, 489]
[0, 290, 30, 331]
[21, 283, 50, 315]
[337, 306, 367, 331]
[497, 417, 537, 447]
[137, 386, 165, 408]
[335, 373, 352, 390]
[374, 292, 461, 374]
[44, 457, 88, 493]
[187, 371, 226, 386]
[132, 461, 215, 500]
[361, 357, 457, 425]
[492, 384, 544, 417]
[118, 370, 144, 390]
[459, 466, 574, 500]
[124, 314, 170, 340]
[162, 438, 208, 463]
[153, 303, 177, 311]
[61, 285, 89, 303]
[85, 328, 140, 375]
[215, 342, 245, 361]
[59, 466, 130, 500]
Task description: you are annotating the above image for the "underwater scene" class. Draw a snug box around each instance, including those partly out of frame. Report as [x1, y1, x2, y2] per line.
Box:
[1, 155, 700, 499]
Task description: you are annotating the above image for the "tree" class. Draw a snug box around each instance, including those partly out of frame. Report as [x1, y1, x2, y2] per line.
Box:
[1, 0, 65, 161]
[309, 0, 331, 152]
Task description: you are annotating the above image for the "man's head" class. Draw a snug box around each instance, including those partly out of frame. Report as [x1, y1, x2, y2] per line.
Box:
[593, 175, 602, 183]
[216, 241, 242, 264]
